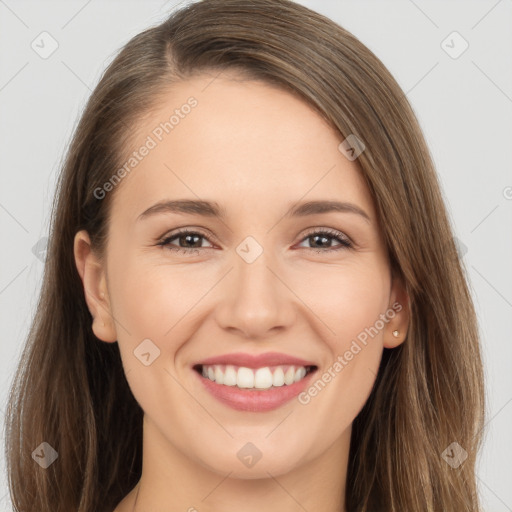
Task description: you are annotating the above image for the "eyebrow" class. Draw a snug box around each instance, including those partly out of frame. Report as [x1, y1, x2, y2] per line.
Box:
[137, 199, 371, 223]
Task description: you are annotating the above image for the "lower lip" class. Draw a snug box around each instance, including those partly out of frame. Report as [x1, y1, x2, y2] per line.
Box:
[194, 368, 317, 412]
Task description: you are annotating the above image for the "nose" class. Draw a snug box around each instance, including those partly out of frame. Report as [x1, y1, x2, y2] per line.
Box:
[214, 248, 296, 340]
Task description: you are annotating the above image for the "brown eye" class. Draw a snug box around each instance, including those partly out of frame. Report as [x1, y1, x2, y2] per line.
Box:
[157, 229, 213, 255]
[297, 228, 352, 252]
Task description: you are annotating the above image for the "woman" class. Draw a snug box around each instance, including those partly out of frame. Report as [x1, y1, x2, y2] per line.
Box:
[4, 0, 485, 510]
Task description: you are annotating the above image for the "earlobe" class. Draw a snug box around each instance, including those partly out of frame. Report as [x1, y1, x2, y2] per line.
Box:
[73, 230, 117, 343]
[384, 274, 410, 349]
[385, 326, 406, 349]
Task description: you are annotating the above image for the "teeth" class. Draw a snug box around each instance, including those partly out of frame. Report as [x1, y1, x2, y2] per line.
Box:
[214, 366, 224, 385]
[200, 364, 312, 389]
[254, 367, 273, 389]
[284, 366, 295, 385]
[237, 367, 254, 388]
[223, 365, 237, 386]
[272, 367, 285, 387]
[294, 367, 306, 382]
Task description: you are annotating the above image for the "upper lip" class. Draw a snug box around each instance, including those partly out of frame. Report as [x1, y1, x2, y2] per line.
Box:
[194, 351, 318, 369]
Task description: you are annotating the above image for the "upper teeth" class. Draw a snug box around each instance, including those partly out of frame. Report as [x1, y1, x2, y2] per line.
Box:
[201, 364, 309, 389]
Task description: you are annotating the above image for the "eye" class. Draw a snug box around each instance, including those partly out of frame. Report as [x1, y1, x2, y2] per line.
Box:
[157, 229, 214, 256]
[156, 227, 353, 256]
[296, 228, 353, 253]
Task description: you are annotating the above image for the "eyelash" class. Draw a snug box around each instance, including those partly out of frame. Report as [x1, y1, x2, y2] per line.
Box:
[156, 227, 353, 256]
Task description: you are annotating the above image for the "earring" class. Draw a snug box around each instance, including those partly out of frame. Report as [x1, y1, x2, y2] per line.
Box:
[392, 330, 399, 338]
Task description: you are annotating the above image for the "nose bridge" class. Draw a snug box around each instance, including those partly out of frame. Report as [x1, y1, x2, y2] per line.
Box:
[215, 235, 295, 337]
[236, 238, 277, 296]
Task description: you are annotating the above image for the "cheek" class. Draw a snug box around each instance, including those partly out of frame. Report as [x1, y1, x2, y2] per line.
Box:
[110, 256, 204, 338]
[107, 258, 196, 410]
[290, 259, 390, 345]
[292, 263, 389, 419]
[108, 254, 220, 384]
[335, 274, 389, 346]
[331, 265, 390, 375]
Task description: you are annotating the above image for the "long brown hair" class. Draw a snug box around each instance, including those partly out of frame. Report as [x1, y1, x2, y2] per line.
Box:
[4, 1, 485, 510]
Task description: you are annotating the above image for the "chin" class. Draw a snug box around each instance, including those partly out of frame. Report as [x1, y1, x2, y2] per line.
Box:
[194, 445, 307, 480]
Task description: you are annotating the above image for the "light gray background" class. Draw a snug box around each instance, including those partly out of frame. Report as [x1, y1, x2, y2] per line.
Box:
[1, 0, 511, 510]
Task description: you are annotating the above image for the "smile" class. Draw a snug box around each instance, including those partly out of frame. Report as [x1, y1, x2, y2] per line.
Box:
[193, 362, 318, 412]
[196, 364, 315, 389]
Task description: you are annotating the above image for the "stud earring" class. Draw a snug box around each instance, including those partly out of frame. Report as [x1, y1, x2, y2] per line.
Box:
[392, 330, 399, 338]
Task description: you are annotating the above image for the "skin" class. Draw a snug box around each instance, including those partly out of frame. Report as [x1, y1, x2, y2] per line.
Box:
[74, 71, 409, 512]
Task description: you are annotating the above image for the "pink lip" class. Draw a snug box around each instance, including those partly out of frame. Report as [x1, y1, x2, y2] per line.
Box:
[194, 368, 317, 412]
[192, 352, 318, 412]
[194, 351, 317, 369]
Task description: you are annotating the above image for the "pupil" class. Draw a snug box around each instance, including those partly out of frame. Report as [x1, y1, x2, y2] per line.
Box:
[182, 234, 200, 247]
[312, 235, 329, 248]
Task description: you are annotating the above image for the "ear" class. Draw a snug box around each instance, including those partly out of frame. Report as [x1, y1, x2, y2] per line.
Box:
[73, 230, 117, 343]
[384, 271, 410, 349]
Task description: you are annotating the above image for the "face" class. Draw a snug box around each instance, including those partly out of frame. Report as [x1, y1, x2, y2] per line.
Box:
[74, 72, 409, 480]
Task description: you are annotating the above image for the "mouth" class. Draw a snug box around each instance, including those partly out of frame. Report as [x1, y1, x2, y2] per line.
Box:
[192, 363, 318, 412]
[193, 363, 318, 390]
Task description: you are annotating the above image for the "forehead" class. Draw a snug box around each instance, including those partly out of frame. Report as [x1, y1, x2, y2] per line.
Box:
[108, 72, 376, 226]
